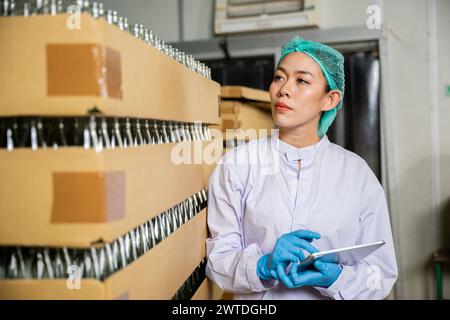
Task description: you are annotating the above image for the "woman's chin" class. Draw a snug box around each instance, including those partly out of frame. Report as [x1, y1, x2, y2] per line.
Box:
[272, 116, 294, 129]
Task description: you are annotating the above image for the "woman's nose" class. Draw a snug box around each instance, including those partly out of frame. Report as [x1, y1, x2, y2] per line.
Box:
[277, 82, 293, 98]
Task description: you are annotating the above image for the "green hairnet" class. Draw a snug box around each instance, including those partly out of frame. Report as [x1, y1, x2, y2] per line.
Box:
[277, 36, 345, 138]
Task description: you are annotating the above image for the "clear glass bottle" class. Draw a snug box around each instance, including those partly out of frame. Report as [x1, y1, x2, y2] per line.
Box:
[112, 10, 118, 26]
[99, 118, 111, 149]
[189, 123, 197, 141]
[142, 119, 152, 145]
[7, 249, 19, 279]
[82, 249, 94, 279]
[109, 118, 123, 149]
[112, 240, 120, 272]
[89, 116, 102, 151]
[130, 23, 140, 38]
[132, 119, 144, 147]
[161, 121, 170, 144]
[167, 121, 174, 143]
[105, 9, 113, 24]
[90, 0, 99, 18]
[8, 0, 15, 16]
[147, 220, 155, 249]
[130, 229, 138, 261]
[121, 118, 133, 148]
[104, 243, 115, 277]
[97, 1, 104, 17]
[53, 249, 65, 279]
[151, 120, 161, 145]
[117, 16, 125, 30]
[81, 117, 91, 149]
[17, 2, 30, 16]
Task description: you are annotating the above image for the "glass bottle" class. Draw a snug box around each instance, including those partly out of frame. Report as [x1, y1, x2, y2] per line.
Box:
[161, 121, 169, 144]
[132, 119, 144, 147]
[151, 120, 161, 145]
[53, 249, 65, 279]
[89, 116, 103, 151]
[105, 243, 115, 277]
[17, 1, 30, 16]
[167, 121, 174, 143]
[109, 118, 123, 149]
[105, 9, 113, 24]
[99, 117, 111, 149]
[142, 119, 152, 145]
[90, 0, 99, 18]
[121, 118, 133, 148]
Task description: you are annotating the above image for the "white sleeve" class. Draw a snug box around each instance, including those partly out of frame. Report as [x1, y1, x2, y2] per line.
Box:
[205, 161, 276, 294]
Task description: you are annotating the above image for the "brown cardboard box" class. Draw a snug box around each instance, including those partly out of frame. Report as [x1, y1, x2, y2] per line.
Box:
[0, 142, 209, 247]
[191, 278, 224, 300]
[0, 14, 220, 300]
[0, 14, 220, 124]
[221, 86, 271, 106]
[0, 209, 207, 300]
[220, 86, 274, 139]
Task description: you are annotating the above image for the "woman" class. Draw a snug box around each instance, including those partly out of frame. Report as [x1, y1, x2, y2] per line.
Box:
[206, 36, 398, 300]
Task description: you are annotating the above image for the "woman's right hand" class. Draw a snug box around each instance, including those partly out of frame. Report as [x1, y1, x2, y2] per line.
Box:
[257, 230, 321, 281]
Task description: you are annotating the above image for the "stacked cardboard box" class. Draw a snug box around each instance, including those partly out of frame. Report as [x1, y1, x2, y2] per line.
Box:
[0, 13, 220, 300]
[220, 86, 274, 150]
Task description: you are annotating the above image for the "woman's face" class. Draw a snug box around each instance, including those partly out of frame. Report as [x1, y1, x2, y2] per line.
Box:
[269, 52, 336, 132]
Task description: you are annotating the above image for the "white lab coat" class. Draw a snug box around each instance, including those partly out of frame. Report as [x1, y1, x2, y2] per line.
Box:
[206, 131, 398, 299]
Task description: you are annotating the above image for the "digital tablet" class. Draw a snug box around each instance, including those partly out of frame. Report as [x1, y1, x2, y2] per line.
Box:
[298, 240, 386, 269]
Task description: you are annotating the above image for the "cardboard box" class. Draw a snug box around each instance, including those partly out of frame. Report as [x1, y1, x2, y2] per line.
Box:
[221, 86, 271, 106]
[220, 86, 274, 140]
[0, 14, 220, 124]
[221, 101, 274, 136]
[0, 142, 209, 247]
[191, 278, 224, 300]
[0, 209, 207, 300]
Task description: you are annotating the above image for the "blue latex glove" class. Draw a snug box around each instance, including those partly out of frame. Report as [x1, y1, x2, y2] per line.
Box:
[276, 259, 342, 289]
[257, 230, 321, 281]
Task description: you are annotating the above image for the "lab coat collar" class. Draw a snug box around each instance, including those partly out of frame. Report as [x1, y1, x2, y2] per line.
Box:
[271, 129, 330, 161]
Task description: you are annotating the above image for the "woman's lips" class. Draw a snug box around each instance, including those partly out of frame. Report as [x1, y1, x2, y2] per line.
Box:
[274, 102, 293, 113]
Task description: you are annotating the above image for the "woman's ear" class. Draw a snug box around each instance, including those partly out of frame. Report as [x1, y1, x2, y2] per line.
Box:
[321, 90, 342, 112]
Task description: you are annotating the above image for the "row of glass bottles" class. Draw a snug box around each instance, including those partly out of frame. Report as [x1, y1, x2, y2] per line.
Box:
[0, 117, 212, 151]
[224, 139, 248, 149]
[0, 189, 208, 280]
[0, 0, 63, 16]
[172, 258, 206, 300]
[0, 0, 212, 80]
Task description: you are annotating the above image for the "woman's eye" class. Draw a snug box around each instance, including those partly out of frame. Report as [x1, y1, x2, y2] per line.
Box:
[274, 75, 284, 81]
[298, 79, 308, 85]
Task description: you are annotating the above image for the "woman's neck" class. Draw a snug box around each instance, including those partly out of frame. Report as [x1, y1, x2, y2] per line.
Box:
[279, 127, 321, 149]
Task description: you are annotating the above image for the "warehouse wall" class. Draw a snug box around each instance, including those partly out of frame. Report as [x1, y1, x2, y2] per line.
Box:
[381, 0, 450, 299]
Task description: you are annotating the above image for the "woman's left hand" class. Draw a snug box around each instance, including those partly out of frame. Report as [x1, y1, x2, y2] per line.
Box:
[276, 260, 342, 289]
